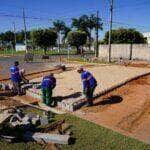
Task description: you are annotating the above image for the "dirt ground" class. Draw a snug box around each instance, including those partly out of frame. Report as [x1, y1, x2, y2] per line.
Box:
[75, 75, 150, 144]
[0, 61, 150, 144]
[31, 65, 150, 100]
[124, 60, 150, 68]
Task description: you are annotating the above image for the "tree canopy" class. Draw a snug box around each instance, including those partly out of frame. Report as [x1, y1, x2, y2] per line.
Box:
[72, 14, 103, 50]
[67, 30, 87, 54]
[30, 29, 57, 54]
[53, 20, 70, 50]
[103, 28, 146, 44]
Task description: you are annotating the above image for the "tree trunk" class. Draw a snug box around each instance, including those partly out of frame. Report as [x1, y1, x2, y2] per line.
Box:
[58, 31, 61, 53]
[44, 48, 47, 55]
[76, 46, 79, 55]
[76, 46, 81, 55]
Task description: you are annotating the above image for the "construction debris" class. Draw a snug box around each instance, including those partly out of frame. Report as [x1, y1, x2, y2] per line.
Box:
[41, 119, 65, 133]
[0, 83, 12, 91]
[0, 113, 13, 125]
[0, 108, 72, 145]
[0, 135, 16, 142]
[0, 108, 41, 128]
[24, 132, 70, 144]
[55, 64, 66, 71]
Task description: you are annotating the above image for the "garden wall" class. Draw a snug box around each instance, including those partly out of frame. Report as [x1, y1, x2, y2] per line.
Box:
[99, 44, 150, 61]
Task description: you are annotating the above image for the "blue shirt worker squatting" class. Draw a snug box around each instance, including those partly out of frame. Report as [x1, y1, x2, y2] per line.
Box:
[41, 73, 56, 107]
[10, 61, 22, 95]
[77, 67, 97, 106]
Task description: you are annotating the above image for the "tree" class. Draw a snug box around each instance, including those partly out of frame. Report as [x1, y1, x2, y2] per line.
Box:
[87, 14, 103, 51]
[0, 30, 31, 49]
[0, 31, 14, 48]
[0, 33, 5, 44]
[72, 14, 103, 51]
[67, 30, 87, 54]
[16, 30, 30, 43]
[61, 26, 71, 42]
[103, 28, 146, 44]
[30, 29, 57, 55]
[53, 20, 66, 51]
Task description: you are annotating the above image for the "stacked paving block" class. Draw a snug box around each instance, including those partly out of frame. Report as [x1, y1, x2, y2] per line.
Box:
[26, 86, 86, 111]
[57, 97, 86, 111]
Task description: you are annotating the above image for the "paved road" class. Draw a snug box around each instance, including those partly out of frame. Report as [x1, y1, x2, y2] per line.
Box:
[0, 55, 61, 79]
[0, 54, 94, 79]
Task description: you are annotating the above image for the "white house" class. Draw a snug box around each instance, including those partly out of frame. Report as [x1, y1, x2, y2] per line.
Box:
[15, 43, 26, 52]
[143, 32, 150, 44]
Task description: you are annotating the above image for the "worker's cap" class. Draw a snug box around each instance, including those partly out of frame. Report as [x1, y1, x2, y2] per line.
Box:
[77, 67, 84, 72]
[14, 61, 19, 66]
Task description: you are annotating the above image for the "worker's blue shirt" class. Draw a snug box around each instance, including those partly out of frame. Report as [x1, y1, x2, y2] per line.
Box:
[81, 71, 97, 91]
[41, 76, 56, 89]
[10, 66, 21, 82]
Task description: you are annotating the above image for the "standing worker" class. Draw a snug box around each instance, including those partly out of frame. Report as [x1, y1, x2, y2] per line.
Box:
[10, 61, 22, 95]
[77, 67, 97, 106]
[41, 73, 56, 107]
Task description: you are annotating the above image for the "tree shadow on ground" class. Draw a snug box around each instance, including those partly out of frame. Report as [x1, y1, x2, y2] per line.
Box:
[94, 95, 123, 106]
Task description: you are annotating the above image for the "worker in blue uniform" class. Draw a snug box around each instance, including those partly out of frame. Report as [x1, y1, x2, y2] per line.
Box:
[77, 67, 97, 106]
[10, 61, 22, 95]
[41, 73, 56, 106]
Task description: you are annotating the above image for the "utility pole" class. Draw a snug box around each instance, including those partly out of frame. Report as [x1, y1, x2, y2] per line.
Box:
[108, 0, 114, 62]
[23, 8, 27, 53]
[95, 11, 99, 57]
[13, 22, 17, 55]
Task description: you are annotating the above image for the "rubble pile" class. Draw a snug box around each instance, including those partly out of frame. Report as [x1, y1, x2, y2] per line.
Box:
[0, 108, 71, 145]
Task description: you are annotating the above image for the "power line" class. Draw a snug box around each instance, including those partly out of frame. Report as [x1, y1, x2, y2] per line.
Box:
[114, 0, 150, 10]
[0, 11, 150, 30]
[0, 9, 96, 21]
[0, 10, 150, 32]
[0, 4, 98, 20]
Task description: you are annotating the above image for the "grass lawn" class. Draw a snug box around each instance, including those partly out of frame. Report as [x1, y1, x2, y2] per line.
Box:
[0, 49, 95, 56]
[0, 107, 149, 150]
[0, 49, 77, 56]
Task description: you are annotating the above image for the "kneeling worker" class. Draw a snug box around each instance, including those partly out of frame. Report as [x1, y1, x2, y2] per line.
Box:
[10, 61, 22, 95]
[41, 73, 56, 106]
[77, 67, 97, 106]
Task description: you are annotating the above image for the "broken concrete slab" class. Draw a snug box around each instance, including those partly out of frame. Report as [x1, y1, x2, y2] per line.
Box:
[24, 132, 70, 144]
[0, 113, 13, 125]
[31, 116, 41, 126]
[40, 117, 49, 126]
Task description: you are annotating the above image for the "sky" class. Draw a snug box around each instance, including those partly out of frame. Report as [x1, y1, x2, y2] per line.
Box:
[0, 0, 150, 39]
